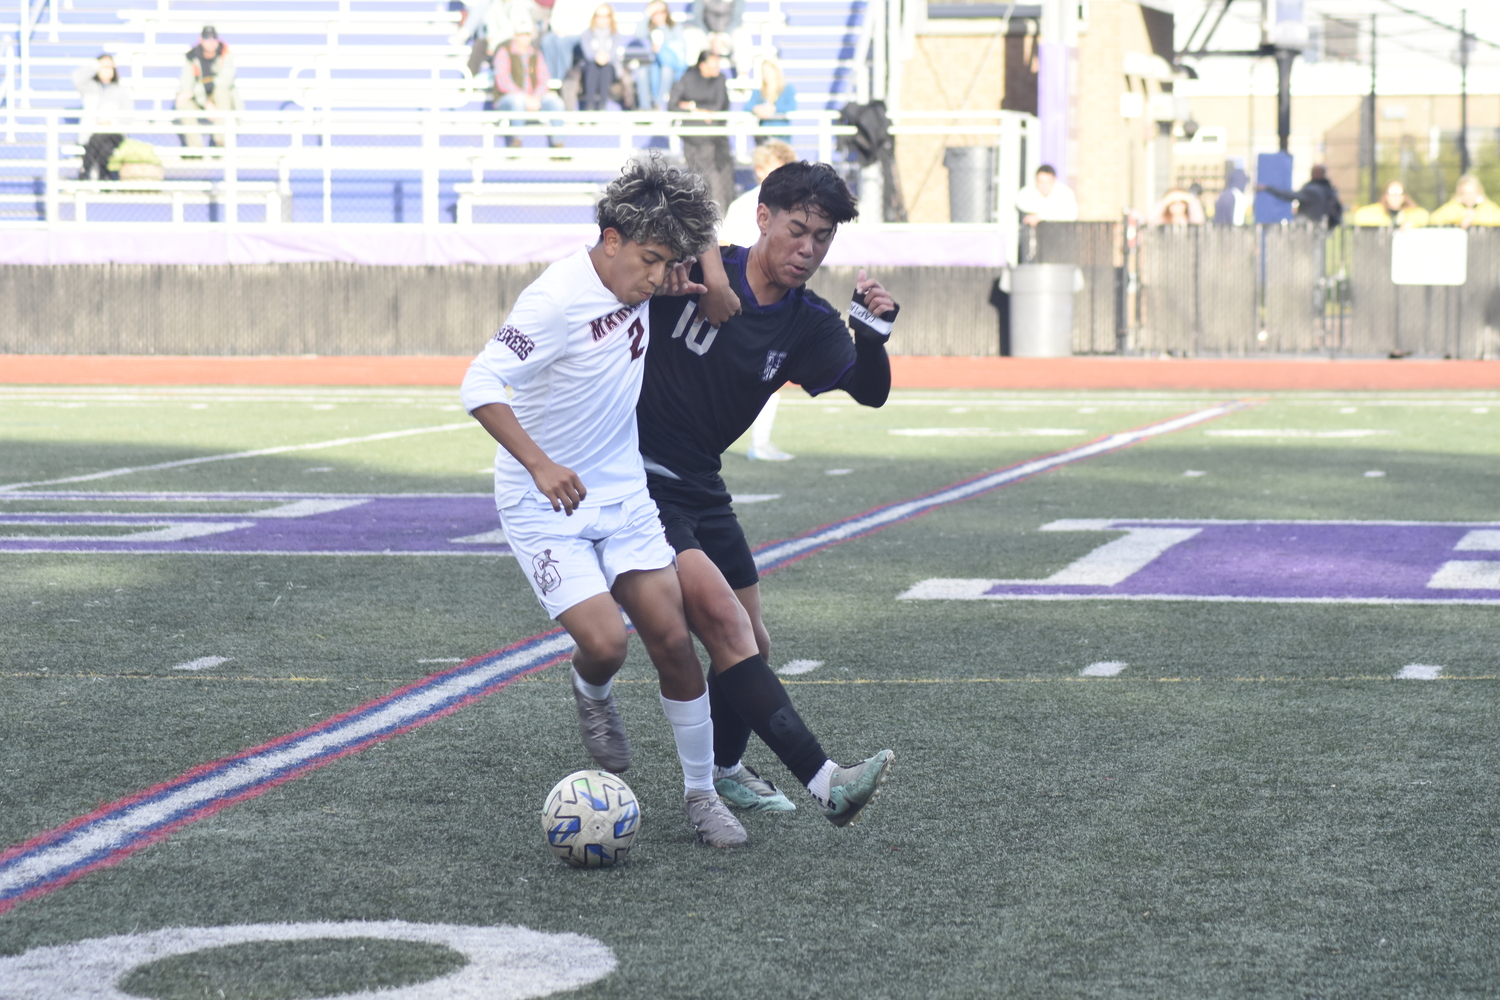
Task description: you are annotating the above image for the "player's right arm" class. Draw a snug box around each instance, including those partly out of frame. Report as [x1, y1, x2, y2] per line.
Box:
[460, 289, 585, 514]
[469, 402, 586, 515]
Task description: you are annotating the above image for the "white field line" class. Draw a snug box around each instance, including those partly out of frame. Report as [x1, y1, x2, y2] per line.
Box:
[1397, 664, 1444, 680]
[777, 659, 824, 676]
[0, 424, 476, 493]
[0, 633, 573, 902]
[172, 656, 232, 672]
[753, 402, 1248, 572]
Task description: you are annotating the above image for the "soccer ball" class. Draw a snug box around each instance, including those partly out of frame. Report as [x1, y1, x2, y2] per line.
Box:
[541, 769, 640, 868]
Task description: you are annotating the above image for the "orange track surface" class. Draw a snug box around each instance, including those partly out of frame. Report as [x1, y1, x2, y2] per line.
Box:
[1, 354, 1498, 390]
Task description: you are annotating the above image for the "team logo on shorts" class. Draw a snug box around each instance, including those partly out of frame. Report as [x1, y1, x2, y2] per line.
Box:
[532, 549, 563, 594]
[762, 350, 788, 382]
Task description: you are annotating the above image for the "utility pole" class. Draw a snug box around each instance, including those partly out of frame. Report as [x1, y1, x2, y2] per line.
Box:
[1367, 13, 1378, 205]
[1460, 8, 1470, 175]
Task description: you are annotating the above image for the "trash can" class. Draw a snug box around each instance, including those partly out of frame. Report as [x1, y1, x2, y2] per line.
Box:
[943, 146, 995, 223]
[1006, 263, 1076, 356]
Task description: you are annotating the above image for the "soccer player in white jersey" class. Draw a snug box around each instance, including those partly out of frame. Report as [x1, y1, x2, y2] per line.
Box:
[460, 157, 747, 848]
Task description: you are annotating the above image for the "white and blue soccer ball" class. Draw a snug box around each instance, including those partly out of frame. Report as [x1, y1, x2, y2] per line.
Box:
[541, 769, 640, 868]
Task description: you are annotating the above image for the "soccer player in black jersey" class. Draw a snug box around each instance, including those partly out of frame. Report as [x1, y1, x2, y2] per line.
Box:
[637, 161, 899, 826]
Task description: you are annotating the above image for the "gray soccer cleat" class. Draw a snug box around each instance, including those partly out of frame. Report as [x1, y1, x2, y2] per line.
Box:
[572, 685, 631, 774]
[715, 765, 796, 812]
[685, 789, 749, 847]
[823, 749, 894, 827]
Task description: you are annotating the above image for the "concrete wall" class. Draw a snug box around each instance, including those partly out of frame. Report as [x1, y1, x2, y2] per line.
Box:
[0, 264, 1003, 358]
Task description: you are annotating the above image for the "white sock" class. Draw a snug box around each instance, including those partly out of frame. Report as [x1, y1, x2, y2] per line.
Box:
[807, 759, 837, 808]
[751, 392, 779, 448]
[572, 667, 612, 702]
[659, 690, 716, 795]
[714, 761, 745, 780]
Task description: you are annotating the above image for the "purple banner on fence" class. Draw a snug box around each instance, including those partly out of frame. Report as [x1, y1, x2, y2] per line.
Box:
[899, 520, 1500, 605]
[0, 493, 511, 556]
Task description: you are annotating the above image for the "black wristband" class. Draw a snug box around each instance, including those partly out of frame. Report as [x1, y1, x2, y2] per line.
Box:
[848, 289, 898, 340]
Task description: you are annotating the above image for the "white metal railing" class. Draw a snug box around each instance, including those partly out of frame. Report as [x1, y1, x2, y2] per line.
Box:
[0, 106, 857, 225]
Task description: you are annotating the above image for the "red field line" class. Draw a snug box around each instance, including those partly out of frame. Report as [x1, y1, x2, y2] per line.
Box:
[1, 354, 1498, 390]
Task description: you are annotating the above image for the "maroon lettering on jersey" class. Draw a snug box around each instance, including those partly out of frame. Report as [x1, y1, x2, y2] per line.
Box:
[492, 324, 535, 360]
[590, 306, 634, 342]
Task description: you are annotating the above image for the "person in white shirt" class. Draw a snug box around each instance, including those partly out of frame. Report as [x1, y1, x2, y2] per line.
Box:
[720, 139, 798, 461]
[460, 156, 748, 848]
[1014, 164, 1078, 226]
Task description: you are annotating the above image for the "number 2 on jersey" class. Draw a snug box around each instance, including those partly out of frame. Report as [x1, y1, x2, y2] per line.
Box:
[627, 317, 645, 360]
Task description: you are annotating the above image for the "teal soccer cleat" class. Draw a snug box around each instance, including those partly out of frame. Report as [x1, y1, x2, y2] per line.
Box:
[822, 749, 894, 827]
[715, 765, 796, 812]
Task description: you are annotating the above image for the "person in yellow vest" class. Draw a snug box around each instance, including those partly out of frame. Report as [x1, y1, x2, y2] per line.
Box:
[1352, 180, 1428, 229]
[1429, 174, 1500, 228]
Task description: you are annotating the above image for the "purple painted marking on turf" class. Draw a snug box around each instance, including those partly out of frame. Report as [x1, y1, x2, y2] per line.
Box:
[0, 494, 510, 555]
[978, 521, 1500, 603]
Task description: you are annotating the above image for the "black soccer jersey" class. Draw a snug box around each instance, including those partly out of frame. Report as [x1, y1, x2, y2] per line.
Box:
[637, 245, 857, 507]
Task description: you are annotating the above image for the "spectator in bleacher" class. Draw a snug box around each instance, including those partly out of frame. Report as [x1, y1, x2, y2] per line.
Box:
[692, 0, 743, 35]
[542, 0, 593, 82]
[174, 27, 241, 148]
[1430, 174, 1500, 228]
[1352, 180, 1428, 229]
[1014, 164, 1077, 226]
[458, 0, 494, 75]
[73, 54, 131, 181]
[670, 49, 733, 212]
[630, 0, 686, 111]
[749, 57, 795, 142]
[720, 138, 795, 246]
[493, 23, 566, 147]
[578, 5, 626, 111]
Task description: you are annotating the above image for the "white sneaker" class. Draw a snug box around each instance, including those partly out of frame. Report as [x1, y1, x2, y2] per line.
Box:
[747, 444, 794, 461]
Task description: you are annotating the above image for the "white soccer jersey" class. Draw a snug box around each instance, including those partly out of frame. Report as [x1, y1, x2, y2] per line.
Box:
[461, 246, 652, 510]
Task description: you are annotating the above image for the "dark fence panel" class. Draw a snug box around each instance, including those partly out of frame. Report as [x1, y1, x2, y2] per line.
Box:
[0, 263, 1004, 358]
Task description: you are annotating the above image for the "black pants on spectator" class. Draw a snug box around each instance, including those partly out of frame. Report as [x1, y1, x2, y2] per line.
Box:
[683, 136, 734, 214]
[581, 61, 616, 110]
[80, 133, 124, 181]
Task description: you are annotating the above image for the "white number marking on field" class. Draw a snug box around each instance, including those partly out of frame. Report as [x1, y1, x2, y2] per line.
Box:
[1454, 530, 1500, 551]
[449, 528, 508, 544]
[1016, 522, 1202, 587]
[732, 494, 781, 504]
[1427, 561, 1500, 589]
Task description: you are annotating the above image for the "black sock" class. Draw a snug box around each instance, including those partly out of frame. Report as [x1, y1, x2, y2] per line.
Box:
[713, 654, 828, 787]
[706, 665, 752, 769]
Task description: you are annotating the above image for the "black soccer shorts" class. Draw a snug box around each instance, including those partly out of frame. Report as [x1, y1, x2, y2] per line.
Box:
[653, 498, 761, 591]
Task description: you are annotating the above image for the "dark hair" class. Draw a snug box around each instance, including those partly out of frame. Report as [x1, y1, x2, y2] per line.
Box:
[1036, 164, 1056, 177]
[696, 48, 718, 67]
[200, 25, 218, 38]
[596, 152, 719, 260]
[756, 160, 858, 225]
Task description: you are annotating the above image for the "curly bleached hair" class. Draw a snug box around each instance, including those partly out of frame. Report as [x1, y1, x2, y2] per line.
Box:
[596, 153, 720, 261]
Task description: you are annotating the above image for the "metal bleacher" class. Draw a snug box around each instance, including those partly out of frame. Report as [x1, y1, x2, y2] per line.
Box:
[0, 0, 872, 223]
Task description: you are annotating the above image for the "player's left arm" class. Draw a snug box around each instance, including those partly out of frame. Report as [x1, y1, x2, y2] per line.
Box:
[836, 269, 898, 407]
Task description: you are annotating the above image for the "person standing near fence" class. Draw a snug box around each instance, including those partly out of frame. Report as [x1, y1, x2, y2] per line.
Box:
[1430, 175, 1500, 228]
[670, 50, 734, 213]
[175, 27, 241, 148]
[73, 55, 131, 181]
[1257, 164, 1342, 227]
[1213, 168, 1250, 226]
[1352, 180, 1428, 229]
[1014, 165, 1077, 227]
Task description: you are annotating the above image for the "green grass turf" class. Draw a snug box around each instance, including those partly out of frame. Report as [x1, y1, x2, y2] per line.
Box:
[2, 386, 1500, 998]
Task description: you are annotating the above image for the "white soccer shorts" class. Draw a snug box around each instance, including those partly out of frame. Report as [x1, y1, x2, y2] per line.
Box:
[498, 488, 676, 619]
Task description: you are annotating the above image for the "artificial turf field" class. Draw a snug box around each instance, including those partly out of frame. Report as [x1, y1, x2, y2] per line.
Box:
[2, 383, 1499, 999]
